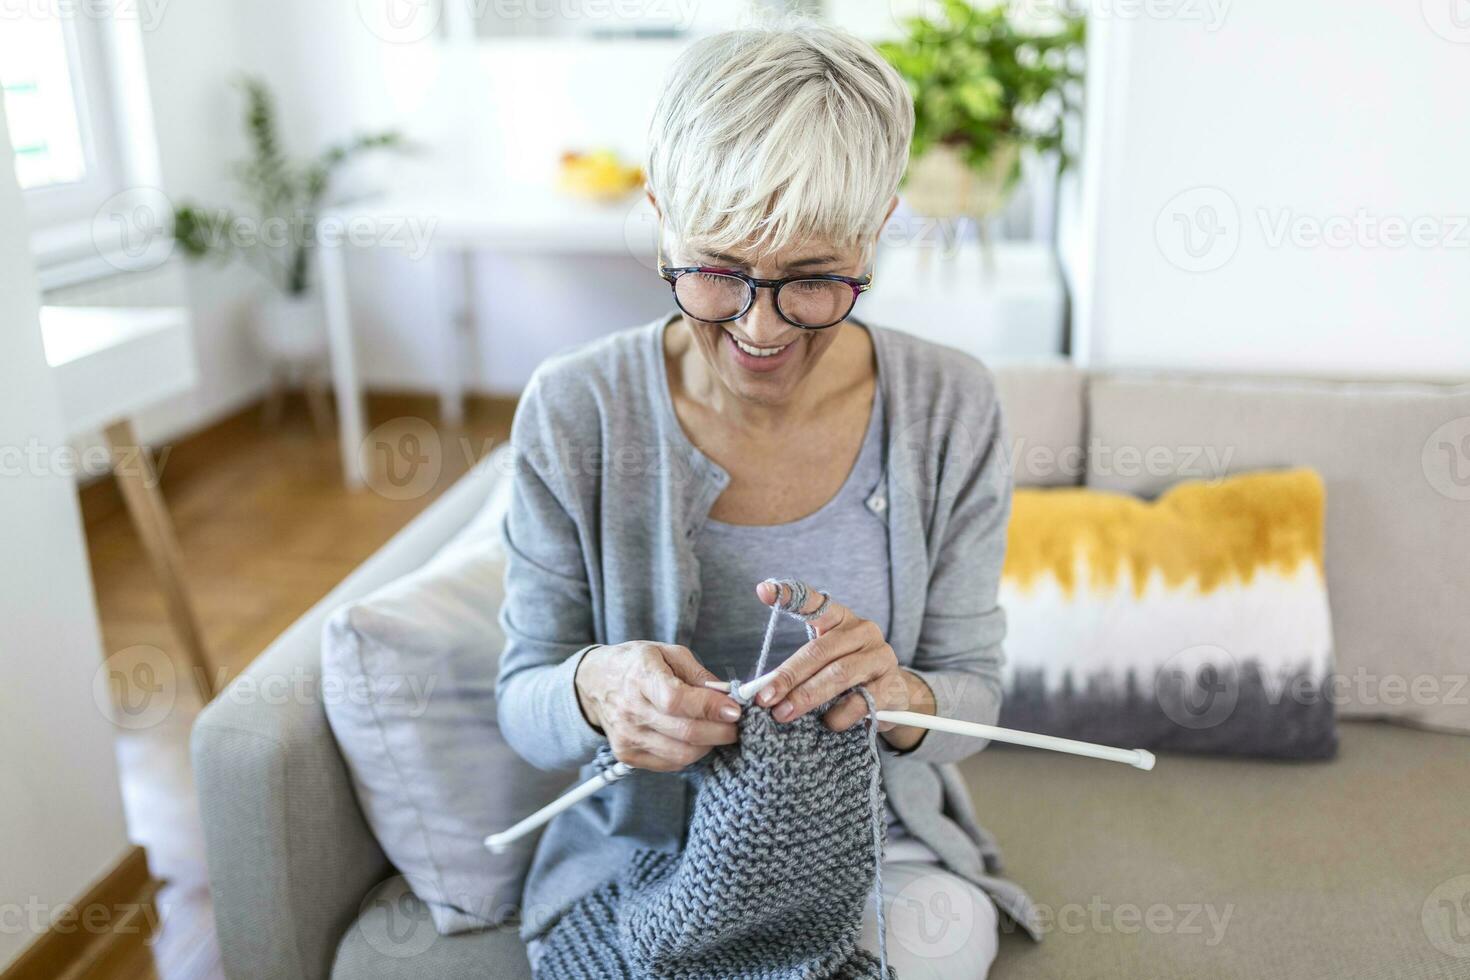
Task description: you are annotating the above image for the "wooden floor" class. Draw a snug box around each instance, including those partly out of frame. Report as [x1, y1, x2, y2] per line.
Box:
[85, 392, 516, 980]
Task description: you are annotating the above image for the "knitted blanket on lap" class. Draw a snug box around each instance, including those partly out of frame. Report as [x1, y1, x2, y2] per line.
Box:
[534, 705, 894, 980]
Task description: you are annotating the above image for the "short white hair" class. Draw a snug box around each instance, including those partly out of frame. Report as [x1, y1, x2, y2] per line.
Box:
[646, 22, 914, 259]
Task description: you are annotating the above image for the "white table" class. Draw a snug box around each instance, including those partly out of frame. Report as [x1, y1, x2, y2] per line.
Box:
[42, 305, 215, 700]
[317, 188, 658, 488]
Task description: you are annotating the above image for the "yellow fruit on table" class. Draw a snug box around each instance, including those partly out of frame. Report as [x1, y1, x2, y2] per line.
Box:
[558, 149, 644, 201]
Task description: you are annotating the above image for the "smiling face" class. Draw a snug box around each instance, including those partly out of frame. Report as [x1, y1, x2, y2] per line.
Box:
[671, 236, 871, 408]
[645, 24, 913, 410]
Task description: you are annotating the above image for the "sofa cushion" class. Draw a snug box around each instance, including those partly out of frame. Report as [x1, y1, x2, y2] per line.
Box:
[322, 468, 575, 934]
[970, 721, 1470, 979]
[991, 361, 1087, 487]
[332, 876, 532, 980]
[998, 469, 1337, 759]
[1086, 374, 1470, 733]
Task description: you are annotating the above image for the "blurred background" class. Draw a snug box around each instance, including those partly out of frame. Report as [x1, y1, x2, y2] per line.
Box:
[3, 0, 1469, 977]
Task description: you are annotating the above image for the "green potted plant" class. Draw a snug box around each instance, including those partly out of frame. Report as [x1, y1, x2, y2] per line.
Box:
[879, 0, 1084, 224]
[171, 78, 407, 370]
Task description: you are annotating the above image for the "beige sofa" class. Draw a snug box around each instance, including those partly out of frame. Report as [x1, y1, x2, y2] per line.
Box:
[194, 363, 1470, 979]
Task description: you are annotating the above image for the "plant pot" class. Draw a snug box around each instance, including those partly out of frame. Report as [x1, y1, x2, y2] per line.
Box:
[902, 141, 1021, 222]
[254, 290, 329, 368]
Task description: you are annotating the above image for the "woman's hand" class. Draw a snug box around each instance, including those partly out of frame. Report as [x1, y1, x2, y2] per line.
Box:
[574, 642, 742, 772]
[754, 580, 937, 751]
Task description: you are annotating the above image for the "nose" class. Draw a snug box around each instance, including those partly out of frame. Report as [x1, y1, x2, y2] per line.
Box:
[737, 286, 790, 344]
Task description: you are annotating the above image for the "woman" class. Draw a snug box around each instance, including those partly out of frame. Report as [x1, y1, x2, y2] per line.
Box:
[496, 22, 1037, 978]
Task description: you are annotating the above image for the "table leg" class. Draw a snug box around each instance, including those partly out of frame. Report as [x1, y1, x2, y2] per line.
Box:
[104, 420, 217, 701]
[318, 240, 366, 489]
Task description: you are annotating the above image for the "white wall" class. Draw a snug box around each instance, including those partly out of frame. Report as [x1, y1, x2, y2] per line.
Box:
[38, 1, 280, 447]
[1072, 0, 1470, 378]
[341, 37, 686, 395]
[0, 109, 133, 972]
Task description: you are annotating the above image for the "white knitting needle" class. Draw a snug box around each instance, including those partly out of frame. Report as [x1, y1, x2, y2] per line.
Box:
[484, 674, 1154, 853]
[707, 670, 1157, 772]
[485, 761, 634, 853]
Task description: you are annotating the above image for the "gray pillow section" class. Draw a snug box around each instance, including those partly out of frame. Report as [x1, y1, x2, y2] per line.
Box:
[992, 360, 1087, 488]
[322, 472, 575, 934]
[1086, 373, 1470, 733]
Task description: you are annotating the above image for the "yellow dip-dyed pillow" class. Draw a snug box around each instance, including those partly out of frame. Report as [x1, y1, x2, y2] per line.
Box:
[998, 469, 1337, 759]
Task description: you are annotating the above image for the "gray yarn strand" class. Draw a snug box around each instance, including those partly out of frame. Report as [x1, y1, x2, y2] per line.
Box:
[856, 686, 889, 980]
[746, 578, 833, 697]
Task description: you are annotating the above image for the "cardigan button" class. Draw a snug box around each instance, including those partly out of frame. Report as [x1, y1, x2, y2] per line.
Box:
[868, 493, 887, 513]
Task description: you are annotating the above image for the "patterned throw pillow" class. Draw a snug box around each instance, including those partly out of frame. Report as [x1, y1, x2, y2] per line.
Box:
[997, 469, 1338, 759]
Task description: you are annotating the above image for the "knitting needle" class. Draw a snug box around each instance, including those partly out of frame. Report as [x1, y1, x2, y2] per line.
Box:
[704, 677, 1157, 771]
[484, 761, 634, 854]
[484, 683, 1156, 854]
[874, 710, 1156, 771]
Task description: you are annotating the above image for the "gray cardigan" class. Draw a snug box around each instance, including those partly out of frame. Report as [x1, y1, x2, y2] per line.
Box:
[496, 315, 1040, 940]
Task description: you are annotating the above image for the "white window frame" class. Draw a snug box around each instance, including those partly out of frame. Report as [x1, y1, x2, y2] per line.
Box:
[11, 9, 162, 289]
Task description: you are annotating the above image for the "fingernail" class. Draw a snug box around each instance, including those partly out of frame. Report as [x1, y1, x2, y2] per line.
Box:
[720, 706, 741, 721]
[774, 703, 794, 722]
[758, 687, 776, 705]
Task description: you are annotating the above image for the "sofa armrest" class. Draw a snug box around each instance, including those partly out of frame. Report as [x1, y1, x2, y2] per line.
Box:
[193, 663, 390, 980]
[192, 454, 513, 980]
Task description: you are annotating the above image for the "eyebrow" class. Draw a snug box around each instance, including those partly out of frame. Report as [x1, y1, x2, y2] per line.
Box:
[699, 251, 841, 273]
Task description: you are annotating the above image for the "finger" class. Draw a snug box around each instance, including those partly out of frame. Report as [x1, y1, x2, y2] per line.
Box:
[641, 703, 739, 746]
[660, 644, 723, 689]
[639, 664, 742, 723]
[774, 647, 892, 723]
[822, 692, 872, 732]
[754, 617, 866, 707]
[755, 579, 849, 637]
[624, 727, 712, 772]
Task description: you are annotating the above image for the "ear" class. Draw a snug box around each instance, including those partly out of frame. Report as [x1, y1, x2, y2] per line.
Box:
[646, 190, 662, 219]
[883, 195, 899, 223]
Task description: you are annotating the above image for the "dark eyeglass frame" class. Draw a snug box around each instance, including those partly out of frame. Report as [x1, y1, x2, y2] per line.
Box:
[657, 262, 873, 330]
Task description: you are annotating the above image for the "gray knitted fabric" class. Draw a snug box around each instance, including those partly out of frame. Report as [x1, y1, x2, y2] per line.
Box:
[533, 704, 894, 979]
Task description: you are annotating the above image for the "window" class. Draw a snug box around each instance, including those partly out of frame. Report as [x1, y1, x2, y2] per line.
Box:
[1, 7, 127, 263]
[1, 14, 90, 190]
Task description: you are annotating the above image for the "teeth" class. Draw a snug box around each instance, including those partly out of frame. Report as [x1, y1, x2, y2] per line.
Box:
[733, 336, 788, 358]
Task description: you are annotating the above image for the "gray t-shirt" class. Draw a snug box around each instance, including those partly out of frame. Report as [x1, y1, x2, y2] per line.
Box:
[690, 387, 890, 684]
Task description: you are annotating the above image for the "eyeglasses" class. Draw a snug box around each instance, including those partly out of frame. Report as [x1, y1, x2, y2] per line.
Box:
[657, 263, 873, 330]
